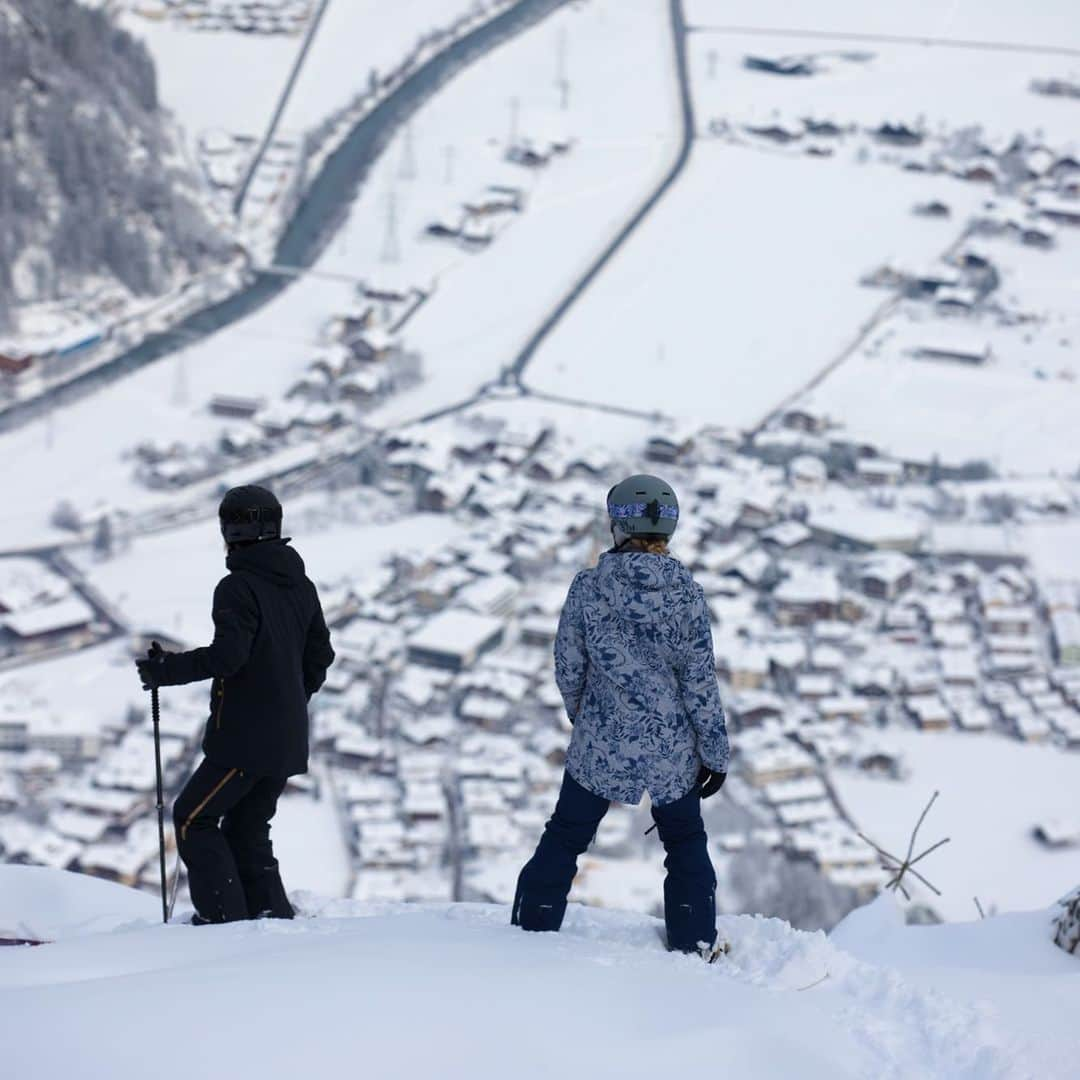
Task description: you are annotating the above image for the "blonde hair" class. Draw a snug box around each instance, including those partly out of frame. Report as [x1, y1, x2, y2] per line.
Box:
[627, 537, 669, 555]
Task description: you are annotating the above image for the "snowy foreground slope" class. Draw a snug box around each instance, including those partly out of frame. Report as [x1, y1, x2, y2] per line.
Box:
[2, 868, 1079, 1079]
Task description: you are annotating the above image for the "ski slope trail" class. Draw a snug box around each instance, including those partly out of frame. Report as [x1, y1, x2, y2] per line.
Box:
[2, 868, 1075, 1078]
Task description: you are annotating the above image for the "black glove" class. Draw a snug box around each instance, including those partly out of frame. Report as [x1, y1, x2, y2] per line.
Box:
[135, 640, 166, 691]
[697, 765, 726, 800]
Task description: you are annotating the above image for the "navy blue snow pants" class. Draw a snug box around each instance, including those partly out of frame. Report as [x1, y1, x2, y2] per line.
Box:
[511, 771, 717, 952]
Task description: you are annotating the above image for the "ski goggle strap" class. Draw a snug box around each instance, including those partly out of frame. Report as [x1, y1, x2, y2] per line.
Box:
[608, 501, 678, 522]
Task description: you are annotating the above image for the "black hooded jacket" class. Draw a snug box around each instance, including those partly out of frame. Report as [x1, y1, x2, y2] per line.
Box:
[156, 539, 334, 777]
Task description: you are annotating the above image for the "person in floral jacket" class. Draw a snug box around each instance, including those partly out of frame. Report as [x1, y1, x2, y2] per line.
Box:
[512, 475, 730, 959]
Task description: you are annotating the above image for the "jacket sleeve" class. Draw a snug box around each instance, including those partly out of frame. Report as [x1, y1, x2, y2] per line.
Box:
[303, 588, 335, 698]
[676, 586, 730, 774]
[553, 572, 589, 722]
[157, 576, 258, 686]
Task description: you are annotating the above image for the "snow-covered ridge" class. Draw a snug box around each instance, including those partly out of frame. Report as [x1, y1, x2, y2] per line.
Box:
[1, 866, 1077, 1078]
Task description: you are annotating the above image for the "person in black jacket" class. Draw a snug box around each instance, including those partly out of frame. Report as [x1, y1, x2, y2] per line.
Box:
[136, 485, 334, 924]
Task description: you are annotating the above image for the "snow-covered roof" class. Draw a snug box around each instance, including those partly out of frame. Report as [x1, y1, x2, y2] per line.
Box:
[407, 611, 504, 659]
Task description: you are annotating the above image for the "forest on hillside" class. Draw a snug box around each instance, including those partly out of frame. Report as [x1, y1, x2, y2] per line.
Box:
[0, 0, 229, 333]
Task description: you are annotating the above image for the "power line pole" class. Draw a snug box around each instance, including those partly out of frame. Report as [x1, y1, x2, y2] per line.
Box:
[381, 189, 400, 263]
[556, 26, 569, 110]
[399, 122, 417, 180]
[507, 96, 520, 146]
[171, 352, 189, 408]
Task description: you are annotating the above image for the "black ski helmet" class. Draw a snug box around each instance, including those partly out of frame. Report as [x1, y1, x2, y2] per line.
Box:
[219, 485, 282, 545]
[606, 474, 679, 540]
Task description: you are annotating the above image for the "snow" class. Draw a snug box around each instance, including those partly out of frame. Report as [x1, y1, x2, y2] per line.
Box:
[0, 0, 676, 549]
[0, 865, 157, 941]
[3, 596, 95, 638]
[123, 2, 492, 147]
[685, 23, 1080, 147]
[359, 0, 681, 427]
[276, 1, 494, 134]
[122, 17, 298, 142]
[72, 496, 467, 644]
[684, 0, 1080, 50]
[524, 144, 985, 428]
[270, 770, 351, 898]
[833, 730, 1080, 921]
[407, 609, 505, 656]
[2, 865, 1078, 1078]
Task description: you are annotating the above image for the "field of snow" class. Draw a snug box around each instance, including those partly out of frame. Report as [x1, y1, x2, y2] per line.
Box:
[524, 142, 983, 429]
[123, 1, 492, 147]
[685, 26, 1080, 147]
[795, 213, 1080, 474]
[799, 325, 1080, 475]
[833, 730, 1080, 922]
[122, 15, 298, 144]
[684, 0, 1080, 49]
[0, 641, 149, 730]
[276, 1, 496, 134]
[71, 496, 467, 644]
[272, 770, 351, 897]
[0, 0, 676, 550]
[2, 866, 1078, 1078]
[359, 0, 680, 427]
[1020, 519, 1080, 582]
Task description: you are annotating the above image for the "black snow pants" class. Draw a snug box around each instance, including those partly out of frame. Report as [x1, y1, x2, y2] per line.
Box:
[512, 771, 717, 952]
[173, 758, 294, 924]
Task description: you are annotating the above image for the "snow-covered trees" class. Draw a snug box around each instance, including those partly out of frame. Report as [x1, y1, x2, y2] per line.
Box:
[1053, 886, 1080, 955]
[0, 0, 228, 329]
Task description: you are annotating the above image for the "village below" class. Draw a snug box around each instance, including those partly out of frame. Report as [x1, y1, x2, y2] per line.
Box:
[2, 0, 1080, 939]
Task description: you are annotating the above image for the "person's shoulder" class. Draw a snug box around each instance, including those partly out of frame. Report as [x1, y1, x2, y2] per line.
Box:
[569, 567, 596, 592]
[214, 571, 255, 603]
[670, 561, 706, 607]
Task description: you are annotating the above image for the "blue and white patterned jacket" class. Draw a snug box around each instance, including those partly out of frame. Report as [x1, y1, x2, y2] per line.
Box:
[556, 551, 730, 806]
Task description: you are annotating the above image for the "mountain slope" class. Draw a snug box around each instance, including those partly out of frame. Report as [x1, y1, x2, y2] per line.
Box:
[0, 0, 228, 332]
[1, 867, 1078, 1078]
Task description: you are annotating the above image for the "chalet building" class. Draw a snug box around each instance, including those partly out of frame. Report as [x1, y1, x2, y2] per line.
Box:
[813, 695, 868, 724]
[3, 597, 97, 653]
[1033, 820, 1080, 849]
[646, 431, 694, 464]
[855, 746, 904, 779]
[209, 394, 265, 419]
[913, 341, 991, 365]
[788, 454, 828, 491]
[954, 162, 998, 184]
[732, 691, 785, 728]
[781, 408, 828, 434]
[1037, 197, 1080, 227]
[795, 673, 836, 702]
[984, 605, 1034, 637]
[743, 54, 815, 76]
[854, 458, 905, 486]
[1050, 609, 1080, 666]
[859, 552, 915, 601]
[407, 611, 504, 673]
[905, 694, 952, 731]
[418, 474, 474, 514]
[744, 120, 805, 144]
[740, 744, 816, 787]
[0, 352, 33, 375]
[913, 200, 950, 218]
[348, 329, 398, 364]
[872, 121, 924, 146]
[773, 567, 841, 627]
[719, 644, 771, 691]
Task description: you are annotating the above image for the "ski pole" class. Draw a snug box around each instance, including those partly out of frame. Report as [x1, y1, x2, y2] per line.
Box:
[151, 682, 169, 925]
[167, 849, 182, 922]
